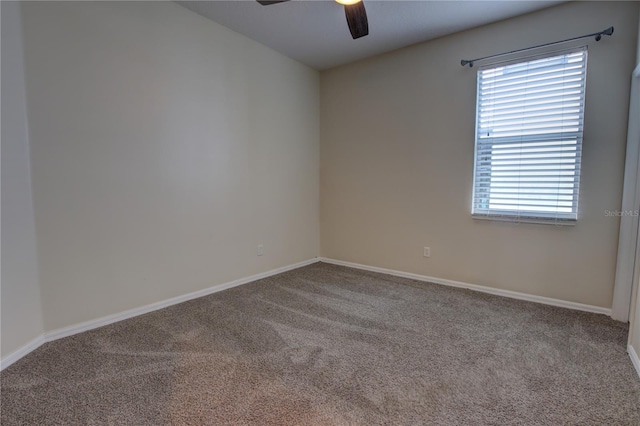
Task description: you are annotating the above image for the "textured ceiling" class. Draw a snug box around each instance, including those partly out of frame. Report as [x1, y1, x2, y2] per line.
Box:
[178, 0, 565, 70]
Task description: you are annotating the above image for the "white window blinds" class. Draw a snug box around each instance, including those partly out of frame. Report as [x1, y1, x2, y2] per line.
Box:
[472, 48, 587, 223]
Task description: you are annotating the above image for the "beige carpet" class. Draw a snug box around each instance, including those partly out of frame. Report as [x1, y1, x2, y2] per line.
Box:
[2, 262, 639, 425]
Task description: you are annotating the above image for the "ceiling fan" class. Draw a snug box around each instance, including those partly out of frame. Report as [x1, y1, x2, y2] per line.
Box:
[256, 0, 369, 40]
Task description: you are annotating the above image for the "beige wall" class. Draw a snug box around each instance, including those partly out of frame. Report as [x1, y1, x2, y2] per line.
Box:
[320, 1, 639, 308]
[21, 1, 320, 332]
[1, 1, 45, 358]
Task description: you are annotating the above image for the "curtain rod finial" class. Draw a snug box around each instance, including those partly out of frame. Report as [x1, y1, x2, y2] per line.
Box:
[596, 26, 614, 42]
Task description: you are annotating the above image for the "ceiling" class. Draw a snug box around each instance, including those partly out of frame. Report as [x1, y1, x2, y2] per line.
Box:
[178, 0, 565, 70]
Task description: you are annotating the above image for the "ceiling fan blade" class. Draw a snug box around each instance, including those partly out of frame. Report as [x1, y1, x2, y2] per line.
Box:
[256, 0, 289, 5]
[344, 2, 369, 39]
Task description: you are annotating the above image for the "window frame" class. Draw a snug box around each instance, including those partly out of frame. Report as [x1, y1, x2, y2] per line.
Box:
[470, 47, 588, 225]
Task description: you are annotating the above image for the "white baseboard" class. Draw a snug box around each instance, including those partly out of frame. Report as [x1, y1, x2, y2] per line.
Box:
[629, 345, 640, 380]
[1, 258, 320, 371]
[0, 335, 45, 371]
[45, 258, 320, 341]
[319, 258, 611, 316]
[0, 257, 615, 371]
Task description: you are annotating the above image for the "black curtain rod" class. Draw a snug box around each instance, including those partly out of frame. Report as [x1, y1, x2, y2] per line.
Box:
[460, 26, 614, 68]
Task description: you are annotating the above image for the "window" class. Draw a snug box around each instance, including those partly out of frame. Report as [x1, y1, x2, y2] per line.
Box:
[472, 48, 587, 223]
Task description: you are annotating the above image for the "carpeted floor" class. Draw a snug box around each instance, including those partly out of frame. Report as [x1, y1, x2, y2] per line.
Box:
[2, 262, 639, 425]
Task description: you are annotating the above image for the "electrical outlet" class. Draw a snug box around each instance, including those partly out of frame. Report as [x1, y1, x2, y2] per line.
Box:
[257, 244, 264, 256]
[423, 247, 430, 258]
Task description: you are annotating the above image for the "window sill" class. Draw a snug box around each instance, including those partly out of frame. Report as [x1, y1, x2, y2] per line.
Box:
[472, 214, 577, 226]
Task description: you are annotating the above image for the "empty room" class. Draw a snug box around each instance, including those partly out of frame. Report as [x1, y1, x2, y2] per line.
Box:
[2, 0, 640, 424]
